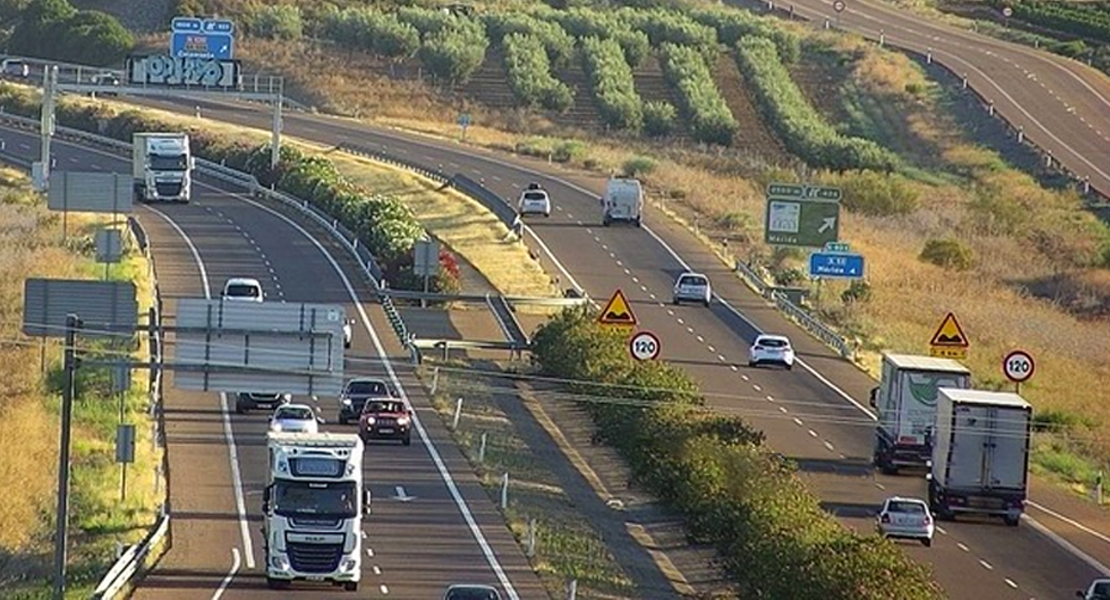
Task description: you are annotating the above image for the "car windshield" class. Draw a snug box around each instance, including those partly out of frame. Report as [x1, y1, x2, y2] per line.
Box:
[1092, 582, 1110, 595]
[887, 501, 926, 514]
[272, 480, 356, 519]
[276, 407, 313, 420]
[224, 284, 260, 298]
[523, 192, 546, 201]
[364, 400, 405, 414]
[679, 275, 707, 287]
[758, 338, 788, 348]
[347, 380, 388, 396]
[446, 589, 501, 600]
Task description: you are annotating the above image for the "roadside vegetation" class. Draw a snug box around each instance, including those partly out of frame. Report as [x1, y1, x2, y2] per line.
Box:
[0, 0, 134, 66]
[0, 166, 162, 596]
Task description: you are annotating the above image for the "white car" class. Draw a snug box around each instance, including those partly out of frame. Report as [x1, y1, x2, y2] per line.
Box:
[876, 496, 934, 547]
[518, 183, 551, 217]
[443, 584, 502, 600]
[1077, 578, 1110, 599]
[269, 404, 322, 434]
[222, 277, 263, 302]
[748, 334, 795, 370]
[672, 272, 711, 306]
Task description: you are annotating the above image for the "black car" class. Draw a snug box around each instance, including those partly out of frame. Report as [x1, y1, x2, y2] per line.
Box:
[337, 377, 394, 424]
[235, 392, 292, 414]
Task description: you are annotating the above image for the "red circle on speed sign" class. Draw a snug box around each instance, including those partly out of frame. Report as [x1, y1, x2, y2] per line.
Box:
[629, 331, 661, 361]
[1003, 350, 1035, 383]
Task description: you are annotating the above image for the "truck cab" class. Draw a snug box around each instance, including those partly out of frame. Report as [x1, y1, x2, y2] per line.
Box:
[263, 432, 369, 591]
[133, 132, 194, 203]
[601, 177, 643, 227]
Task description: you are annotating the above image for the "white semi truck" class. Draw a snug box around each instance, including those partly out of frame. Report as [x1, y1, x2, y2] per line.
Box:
[869, 353, 971, 474]
[263, 432, 369, 591]
[132, 132, 194, 203]
[928, 388, 1032, 526]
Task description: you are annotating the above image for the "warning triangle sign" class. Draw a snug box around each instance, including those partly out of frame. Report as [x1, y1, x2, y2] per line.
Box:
[929, 312, 969, 348]
[598, 289, 637, 327]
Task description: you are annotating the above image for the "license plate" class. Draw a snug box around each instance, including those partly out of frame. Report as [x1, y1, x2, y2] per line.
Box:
[306, 576, 325, 581]
[378, 428, 394, 434]
[968, 497, 1002, 508]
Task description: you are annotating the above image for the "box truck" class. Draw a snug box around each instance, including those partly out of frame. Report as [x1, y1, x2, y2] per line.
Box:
[928, 388, 1032, 526]
[601, 177, 643, 227]
[869, 353, 971, 474]
[262, 432, 369, 590]
[132, 132, 194, 203]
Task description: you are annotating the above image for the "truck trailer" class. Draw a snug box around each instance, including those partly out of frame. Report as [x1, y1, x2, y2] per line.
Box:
[132, 132, 193, 203]
[263, 432, 369, 590]
[869, 353, 971, 474]
[928, 388, 1032, 526]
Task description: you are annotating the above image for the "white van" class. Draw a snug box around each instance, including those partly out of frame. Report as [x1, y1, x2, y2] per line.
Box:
[222, 277, 264, 302]
[601, 177, 643, 227]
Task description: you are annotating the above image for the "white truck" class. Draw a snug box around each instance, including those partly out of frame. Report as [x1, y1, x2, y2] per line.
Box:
[262, 432, 369, 591]
[869, 353, 971, 474]
[601, 177, 643, 227]
[928, 388, 1032, 526]
[132, 132, 194, 203]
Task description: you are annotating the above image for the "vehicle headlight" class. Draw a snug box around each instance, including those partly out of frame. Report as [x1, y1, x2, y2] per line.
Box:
[271, 423, 282, 432]
[365, 417, 375, 425]
[397, 416, 410, 426]
[342, 398, 351, 405]
[341, 558, 358, 571]
[270, 556, 290, 571]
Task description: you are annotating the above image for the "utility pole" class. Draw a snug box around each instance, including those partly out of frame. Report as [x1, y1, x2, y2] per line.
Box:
[52, 313, 80, 600]
[40, 65, 57, 187]
[270, 85, 283, 169]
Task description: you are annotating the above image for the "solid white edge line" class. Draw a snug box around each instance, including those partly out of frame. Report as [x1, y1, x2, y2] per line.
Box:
[1028, 500, 1110, 546]
[1024, 514, 1110, 576]
[210, 547, 240, 600]
[229, 193, 520, 600]
[144, 204, 257, 571]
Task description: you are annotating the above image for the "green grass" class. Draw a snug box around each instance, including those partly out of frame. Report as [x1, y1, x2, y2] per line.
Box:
[422, 362, 634, 598]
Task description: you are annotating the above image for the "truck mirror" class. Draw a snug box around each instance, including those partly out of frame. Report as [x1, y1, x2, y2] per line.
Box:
[868, 387, 878, 408]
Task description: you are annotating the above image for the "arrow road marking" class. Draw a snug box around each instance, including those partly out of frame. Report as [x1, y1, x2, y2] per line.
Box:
[818, 217, 836, 233]
[392, 486, 416, 502]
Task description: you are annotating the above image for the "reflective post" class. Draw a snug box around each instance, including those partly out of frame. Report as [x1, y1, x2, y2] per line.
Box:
[52, 314, 80, 600]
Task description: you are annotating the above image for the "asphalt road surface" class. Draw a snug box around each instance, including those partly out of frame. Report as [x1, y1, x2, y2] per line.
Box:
[3, 129, 546, 599]
[735, 0, 1110, 198]
[99, 92, 1110, 598]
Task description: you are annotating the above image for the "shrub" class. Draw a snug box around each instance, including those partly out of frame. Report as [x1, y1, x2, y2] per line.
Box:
[642, 100, 677, 137]
[247, 4, 303, 40]
[624, 8, 719, 62]
[417, 19, 489, 85]
[483, 13, 576, 69]
[319, 9, 421, 63]
[580, 36, 643, 131]
[622, 155, 656, 177]
[530, 308, 945, 599]
[736, 37, 900, 172]
[690, 7, 800, 63]
[919, 238, 974, 271]
[546, 7, 651, 66]
[502, 32, 574, 112]
[838, 170, 919, 216]
[841, 280, 872, 304]
[9, 0, 133, 67]
[658, 42, 737, 147]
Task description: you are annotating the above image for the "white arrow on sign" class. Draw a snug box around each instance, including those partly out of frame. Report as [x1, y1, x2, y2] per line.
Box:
[392, 486, 416, 502]
[818, 217, 836, 233]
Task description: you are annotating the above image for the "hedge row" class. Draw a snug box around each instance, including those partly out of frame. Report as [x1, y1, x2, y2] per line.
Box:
[690, 7, 801, 64]
[416, 18, 490, 85]
[530, 309, 945, 600]
[8, 0, 133, 67]
[580, 36, 644, 131]
[544, 7, 652, 67]
[482, 13, 577, 70]
[320, 9, 421, 63]
[624, 8, 720, 63]
[1009, 0, 1110, 43]
[658, 43, 738, 146]
[736, 37, 900, 172]
[502, 33, 574, 112]
[0, 84, 459, 292]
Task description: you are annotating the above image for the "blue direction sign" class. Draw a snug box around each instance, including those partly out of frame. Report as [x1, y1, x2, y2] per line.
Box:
[809, 252, 865, 279]
[170, 17, 235, 59]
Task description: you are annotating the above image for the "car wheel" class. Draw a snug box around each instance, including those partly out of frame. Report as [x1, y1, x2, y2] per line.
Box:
[402, 435, 412, 446]
[344, 582, 358, 592]
[672, 299, 680, 305]
[703, 299, 710, 307]
[748, 361, 757, 367]
[922, 538, 932, 547]
[345, 341, 351, 349]
[785, 363, 793, 371]
[338, 415, 347, 425]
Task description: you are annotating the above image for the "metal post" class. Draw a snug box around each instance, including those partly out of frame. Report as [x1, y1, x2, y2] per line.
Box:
[421, 272, 429, 309]
[879, 30, 885, 47]
[567, 579, 578, 600]
[452, 397, 463, 430]
[40, 65, 56, 187]
[431, 366, 439, 395]
[527, 518, 536, 557]
[500, 472, 509, 509]
[270, 91, 283, 169]
[478, 432, 487, 463]
[962, 73, 969, 89]
[926, 48, 933, 64]
[1097, 471, 1104, 505]
[52, 313, 79, 600]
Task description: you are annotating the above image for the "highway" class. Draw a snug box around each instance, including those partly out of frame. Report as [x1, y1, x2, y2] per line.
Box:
[2, 129, 545, 598]
[107, 91, 1110, 598]
[744, 0, 1110, 197]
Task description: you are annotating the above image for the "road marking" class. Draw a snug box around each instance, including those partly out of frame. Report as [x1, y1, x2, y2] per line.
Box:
[372, 565, 382, 575]
[649, 293, 656, 300]
[979, 559, 993, 570]
[1005, 579, 1017, 588]
[766, 396, 774, 402]
[741, 374, 749, 381]
[717, 354, 726, 362]
[631, 276, 639, 283]
[380, 585, 390, 594]
[366, 547, 374, 557]
[824, 441, 834, 451]
[730, 365, 738, 371]
[210, 548, 240, 600]
[778, 406, 788, 414]
[1023, 511, 1110, 576]
[686, 327, 693, 334]
[696, 335, 704, 342]
[144, 205, 256, 571]
[229, 193, 522, 598]
[957, 543, 970, 552]
[753, 384, 761, 392]
[808, 429, 818, 437]
[936, 526, 946, 535]
[792, 418, 803, 426]
[707, 345, 715, 352]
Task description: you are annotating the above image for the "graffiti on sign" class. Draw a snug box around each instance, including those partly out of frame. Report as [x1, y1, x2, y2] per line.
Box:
[126, 55, 239, 88]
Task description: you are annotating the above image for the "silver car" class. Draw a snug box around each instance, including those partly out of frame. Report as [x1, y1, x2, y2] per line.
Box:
[876, 496, 934, 547]
[672, 272, 711, 306]
[443, 584, 502, 600]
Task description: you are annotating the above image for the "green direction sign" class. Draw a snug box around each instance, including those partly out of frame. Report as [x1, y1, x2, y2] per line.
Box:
[764, 198, 840, 248]
[766, 182, 843, 202]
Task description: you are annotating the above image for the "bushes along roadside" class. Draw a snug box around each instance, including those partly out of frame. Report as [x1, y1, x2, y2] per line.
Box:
[530, 308, 945, 600]
[580, 36, 643, 131]
[658, 42, 738, 147]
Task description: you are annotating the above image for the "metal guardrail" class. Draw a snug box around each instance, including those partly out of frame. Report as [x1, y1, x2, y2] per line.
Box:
[486, 293, 529, 354]
[381, 288, 588, 307]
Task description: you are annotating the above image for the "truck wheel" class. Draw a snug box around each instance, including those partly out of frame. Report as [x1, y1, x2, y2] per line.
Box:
[235, 406, 246, 415]
[338, 415, 347, 425]
[266, 577, 289, 590]
[344, 582, 359, 592]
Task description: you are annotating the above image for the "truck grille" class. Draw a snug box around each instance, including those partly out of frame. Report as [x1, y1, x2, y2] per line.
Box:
[154, 182, 183, 197]
[290, 517, 342, 529]
[287, 542, 343, 573]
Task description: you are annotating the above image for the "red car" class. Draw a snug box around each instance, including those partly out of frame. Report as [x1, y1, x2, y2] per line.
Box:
[359, 399, 413, 445]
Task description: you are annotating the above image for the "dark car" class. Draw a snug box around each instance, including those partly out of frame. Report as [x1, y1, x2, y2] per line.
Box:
[359, 399, 412, 445]
[337, 377, 394, 425]
[235, 392, 291, 414]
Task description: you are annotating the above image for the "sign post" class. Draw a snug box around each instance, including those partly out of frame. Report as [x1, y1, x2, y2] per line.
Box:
[928, 312, 969, 360]
[629, 330, 661, 361]
[833, 0, 846, 27]
[1002, 349, 1034, 393]
[764, 182, 842, 249]
[458, 113, 471, 141]
[413, 239, 440, 308]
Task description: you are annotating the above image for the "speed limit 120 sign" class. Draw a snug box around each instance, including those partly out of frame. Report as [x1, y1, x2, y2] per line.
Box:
[629, 331, 661, 361]
[1003, 350, 1035, 383]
